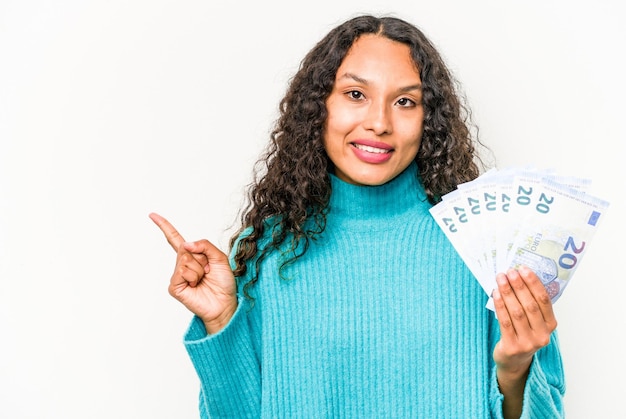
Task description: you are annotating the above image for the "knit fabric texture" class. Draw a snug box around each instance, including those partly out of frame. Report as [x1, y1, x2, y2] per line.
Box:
[183, 163, 565, 418]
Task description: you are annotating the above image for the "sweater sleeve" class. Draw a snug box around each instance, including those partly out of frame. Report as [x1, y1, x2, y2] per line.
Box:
[488, 316, 566, 418]
[183, 298, 261, 418]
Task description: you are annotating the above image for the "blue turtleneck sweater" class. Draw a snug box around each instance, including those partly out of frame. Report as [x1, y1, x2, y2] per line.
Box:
[183, 163, 565, 418]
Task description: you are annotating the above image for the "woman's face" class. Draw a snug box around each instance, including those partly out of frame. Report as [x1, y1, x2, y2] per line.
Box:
[324, 34, 424, 186]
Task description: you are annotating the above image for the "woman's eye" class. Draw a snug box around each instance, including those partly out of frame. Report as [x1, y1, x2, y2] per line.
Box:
[347, 90, 364, 100]
[397, 97, 416, 107]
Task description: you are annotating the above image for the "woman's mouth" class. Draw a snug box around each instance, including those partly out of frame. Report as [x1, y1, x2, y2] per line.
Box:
[353, 143, 391, 154]
[350, 141, 394, 164]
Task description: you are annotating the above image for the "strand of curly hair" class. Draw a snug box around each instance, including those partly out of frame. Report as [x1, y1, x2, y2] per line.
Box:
[229, 15, 487, 300]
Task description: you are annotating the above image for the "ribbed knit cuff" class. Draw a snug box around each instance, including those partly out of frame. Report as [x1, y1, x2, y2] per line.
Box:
[183, 299, 261, 418]
[489, 338, 565, 419]
[519, 337, 566, 418]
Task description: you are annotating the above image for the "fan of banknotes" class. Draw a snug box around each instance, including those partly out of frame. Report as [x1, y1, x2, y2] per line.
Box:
[429, 166, 610, 311]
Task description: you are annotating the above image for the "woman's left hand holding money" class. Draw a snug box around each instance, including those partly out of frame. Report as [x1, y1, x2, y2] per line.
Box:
[492, 266, 558, 418]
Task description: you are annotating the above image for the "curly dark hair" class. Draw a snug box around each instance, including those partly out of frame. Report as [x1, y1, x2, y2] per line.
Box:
[230, 14, 485, 299]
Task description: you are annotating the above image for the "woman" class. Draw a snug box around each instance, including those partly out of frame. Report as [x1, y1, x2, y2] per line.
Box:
[150, 14, 564, 418]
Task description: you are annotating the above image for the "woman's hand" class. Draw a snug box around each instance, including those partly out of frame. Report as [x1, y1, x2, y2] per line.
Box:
[149, 212, 237, 334]
[492, 266, 558, 417]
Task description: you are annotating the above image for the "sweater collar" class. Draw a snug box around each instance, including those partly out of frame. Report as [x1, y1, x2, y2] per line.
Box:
[328, 162, 430, 222]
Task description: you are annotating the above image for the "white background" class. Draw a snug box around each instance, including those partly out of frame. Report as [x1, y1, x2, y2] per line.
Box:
[1, 1, 624, 418]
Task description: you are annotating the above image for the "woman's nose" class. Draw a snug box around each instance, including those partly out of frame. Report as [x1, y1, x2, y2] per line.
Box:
[362, 100, 392, 135]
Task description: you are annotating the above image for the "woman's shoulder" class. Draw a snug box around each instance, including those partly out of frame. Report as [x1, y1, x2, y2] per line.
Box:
[229, 216, 284, 258]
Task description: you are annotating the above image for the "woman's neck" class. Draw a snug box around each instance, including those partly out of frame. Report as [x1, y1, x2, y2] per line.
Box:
[327, 162, 430, 228]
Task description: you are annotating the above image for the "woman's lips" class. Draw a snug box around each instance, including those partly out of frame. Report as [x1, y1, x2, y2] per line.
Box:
[350, 140, 393, 164]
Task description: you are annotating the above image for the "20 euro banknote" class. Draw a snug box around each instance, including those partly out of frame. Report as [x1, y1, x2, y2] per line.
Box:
[505, 177, 609, 303]
[429, 166, 610, 311]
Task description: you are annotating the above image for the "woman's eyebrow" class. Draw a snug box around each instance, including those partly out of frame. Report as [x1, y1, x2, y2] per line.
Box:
[399, 83, 423, 93]
[337, 72, 369, 85]
[337, 72, 422, 92]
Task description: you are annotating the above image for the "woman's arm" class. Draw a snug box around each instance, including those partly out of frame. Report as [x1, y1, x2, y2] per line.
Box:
[150, 214, 261, 416]
[184, 301, 261, 418]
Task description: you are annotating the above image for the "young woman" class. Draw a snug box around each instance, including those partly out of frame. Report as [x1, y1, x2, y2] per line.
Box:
[150, 14, 564, 418]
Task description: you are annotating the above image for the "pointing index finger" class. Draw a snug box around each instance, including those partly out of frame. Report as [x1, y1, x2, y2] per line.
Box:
[149, 212, 186, 251]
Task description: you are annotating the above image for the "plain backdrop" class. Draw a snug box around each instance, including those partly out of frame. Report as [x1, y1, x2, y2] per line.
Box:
[1, 1, 624, 418]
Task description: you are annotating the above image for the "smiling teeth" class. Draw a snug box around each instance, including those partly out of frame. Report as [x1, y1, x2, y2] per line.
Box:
[354, 144, 390, 154]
